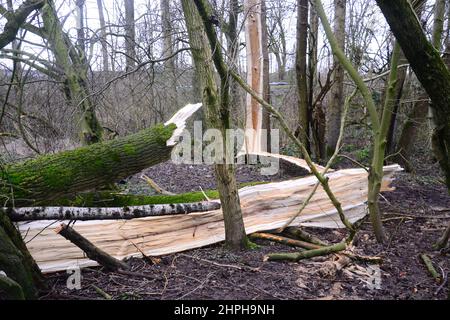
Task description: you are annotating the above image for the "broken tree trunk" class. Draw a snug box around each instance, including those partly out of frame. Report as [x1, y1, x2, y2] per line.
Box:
[20, 164, 401, 273]
[6, 201, 221, 222]
[56, 223, 129, 271]
[0, 103, 201, 206]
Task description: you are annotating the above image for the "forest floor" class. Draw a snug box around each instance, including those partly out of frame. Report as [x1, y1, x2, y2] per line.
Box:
[39, 153, 450, 300]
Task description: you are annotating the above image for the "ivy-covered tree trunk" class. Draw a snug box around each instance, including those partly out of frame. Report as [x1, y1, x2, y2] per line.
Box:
[0, 123, 176, 206]
[182, 0, 249, 249]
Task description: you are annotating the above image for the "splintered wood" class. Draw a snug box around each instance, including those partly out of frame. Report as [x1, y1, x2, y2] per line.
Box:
[19, 165, 401, 273]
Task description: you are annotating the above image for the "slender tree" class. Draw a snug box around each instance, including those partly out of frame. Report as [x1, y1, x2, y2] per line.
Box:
[124, 0, 136, 71]
[96, 0, 109, 72]
[182, 0, 250, 249]
[326, 0, 346, 157]
[296, 0, 310, 154]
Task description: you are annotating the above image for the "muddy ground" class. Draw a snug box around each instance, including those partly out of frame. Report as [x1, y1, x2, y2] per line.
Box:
[38, 154, 450, 300]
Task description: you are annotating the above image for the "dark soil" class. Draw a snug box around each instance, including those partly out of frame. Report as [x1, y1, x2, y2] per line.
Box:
[39, 157, 450, 300]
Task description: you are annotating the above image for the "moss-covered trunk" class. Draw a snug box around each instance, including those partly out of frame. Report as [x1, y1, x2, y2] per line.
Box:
[0, 209, 43, 299]
[1, 123, 176, 206]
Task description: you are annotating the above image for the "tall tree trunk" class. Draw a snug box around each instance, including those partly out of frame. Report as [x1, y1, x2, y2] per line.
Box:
[296, 0, 310, 155]
[386, 49, 407, 155]
[226, 0, 241, 126]
[391, 0, 445, 171]
[308, 3, 325, 160]
[96, 0, 110, 72]
[261, 0, 271, 152]
[160, 0, 178, 106]
[326, 0, 346, 158]
[124, 0, 136, 71]
[183, 0, 249, 249]
[41, 1, 103, 145]
[375, 0, 450, 189]
[75, 0, 86, 53]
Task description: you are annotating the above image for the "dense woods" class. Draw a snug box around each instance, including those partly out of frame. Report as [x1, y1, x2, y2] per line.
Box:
[0, 0, 449, 301]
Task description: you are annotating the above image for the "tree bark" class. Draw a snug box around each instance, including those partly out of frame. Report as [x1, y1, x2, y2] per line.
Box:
[326, 0, 346, 157]
[375, 0, 450, 189]
[0, 0, 44, 50]
[96, 0, 110, 72]
[183, 0, 249, 249]
[124, 0, 136, 71]
[266, 241, 346, 262]
[296, 0, 310, 155]
[261, 0, 271, 152]
[0, 209, 43, 299]
[6, 201, 221, 221]
[0, 123, 176, 206]
[391, 1, 444, 169]
[41, 1, 103, 145]
[160, 0, 178, 106]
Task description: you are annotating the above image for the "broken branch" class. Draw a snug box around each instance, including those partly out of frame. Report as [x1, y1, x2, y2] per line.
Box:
[55, 223, 129, 271]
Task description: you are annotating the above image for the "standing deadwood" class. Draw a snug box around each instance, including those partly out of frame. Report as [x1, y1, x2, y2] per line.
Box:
[243, 0, 265, 153]
[96, 0, 110, 72]
[0, 0, 44, 50]
[261, 0, 271, 152]
[56, 224, 129, 271]
[183, 0, 250, 249]
[296, 0, 310, 155]
[326, 0, 346, 157]
[41, 0, 103, 145]
[124, 0, 136, 71]
[375, 0, 450, 190]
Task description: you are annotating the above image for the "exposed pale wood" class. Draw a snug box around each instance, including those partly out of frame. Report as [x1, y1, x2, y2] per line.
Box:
[56, 223, 129, 271]
[19, 164, 401, 273]
[243, 0, 264, 153]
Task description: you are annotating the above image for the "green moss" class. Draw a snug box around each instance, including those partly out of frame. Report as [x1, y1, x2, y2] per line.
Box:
[122, 144, 137, 156]
[46, 181, 270, 207]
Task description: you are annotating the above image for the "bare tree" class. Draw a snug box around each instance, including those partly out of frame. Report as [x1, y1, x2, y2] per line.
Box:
[124, 0, 136, 71]
[296, 0, 310, 154]
[326, 0, 346, 157]
[96, 0, 110, 72]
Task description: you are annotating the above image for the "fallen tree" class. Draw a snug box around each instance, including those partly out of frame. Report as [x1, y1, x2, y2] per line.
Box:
[0, 103, 201, 206]
[18, 164, 401, 274]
